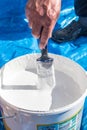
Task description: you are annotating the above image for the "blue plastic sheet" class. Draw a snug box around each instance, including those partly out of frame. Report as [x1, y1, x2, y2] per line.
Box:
[0, 0, 87, 129]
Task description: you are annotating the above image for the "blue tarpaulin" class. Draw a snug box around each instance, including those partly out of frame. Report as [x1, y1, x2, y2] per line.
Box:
[0, 0, 87, 129]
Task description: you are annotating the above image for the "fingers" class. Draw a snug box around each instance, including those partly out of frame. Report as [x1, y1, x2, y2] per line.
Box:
[26, 14, 33, 29]
[28, 20, 33, 29]
[39, 21, 55, 49]
[39, 26, 51, 49]
[25, 0, 60, 50]
[32, 22, 42, 38]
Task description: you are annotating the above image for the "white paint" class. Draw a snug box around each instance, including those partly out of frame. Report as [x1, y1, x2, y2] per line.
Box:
[2, 70, 38, 86]
[0, 69, 82, 112]
[0, 54, 87, 130]
[36, 61, 56, 90]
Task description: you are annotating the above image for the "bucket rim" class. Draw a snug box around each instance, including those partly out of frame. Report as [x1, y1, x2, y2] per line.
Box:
[0, 54, 87, 115]
[0, 88, 86, 115]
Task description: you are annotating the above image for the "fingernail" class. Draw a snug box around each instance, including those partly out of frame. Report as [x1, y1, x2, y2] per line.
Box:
[39, 44, 43, 50]
[39, 44, 44, 50]
[39, 44, 46, 50]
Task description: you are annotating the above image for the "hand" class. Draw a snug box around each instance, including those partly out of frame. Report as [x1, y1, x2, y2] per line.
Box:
[26, 0, 61, 49]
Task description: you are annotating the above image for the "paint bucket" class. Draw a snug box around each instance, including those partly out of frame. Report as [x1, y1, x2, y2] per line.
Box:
[0, 54, 87, 130]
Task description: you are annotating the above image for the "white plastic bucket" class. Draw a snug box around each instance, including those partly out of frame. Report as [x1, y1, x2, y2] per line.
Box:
[0, 54, 87, 130]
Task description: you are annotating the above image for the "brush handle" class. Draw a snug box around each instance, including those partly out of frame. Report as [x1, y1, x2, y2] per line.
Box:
[37, 45, 53, 62]
[41, 45, 48, 59]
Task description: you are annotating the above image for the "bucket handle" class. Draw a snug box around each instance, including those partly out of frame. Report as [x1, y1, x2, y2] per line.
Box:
[0, 113, 16, 120]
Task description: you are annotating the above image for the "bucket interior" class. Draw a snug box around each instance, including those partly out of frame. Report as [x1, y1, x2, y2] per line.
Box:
[0, 54, 87, 112]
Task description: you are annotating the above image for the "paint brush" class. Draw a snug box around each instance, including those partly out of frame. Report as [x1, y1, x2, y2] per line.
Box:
[36, 45, 56, 90]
